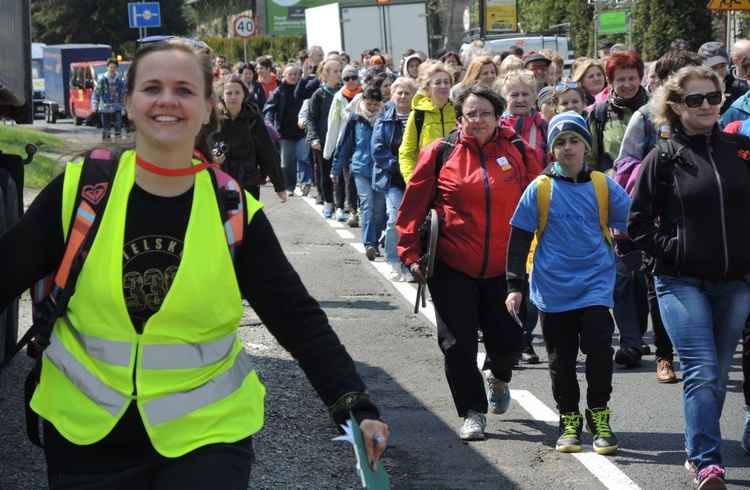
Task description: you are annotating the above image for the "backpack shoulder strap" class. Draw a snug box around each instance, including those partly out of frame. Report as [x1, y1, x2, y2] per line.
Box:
[590, 170, 613, 249]
[654, 139, 676, 202]
[434, 129, 460, 178]
[510, 135, 529, 167]
[18, 148, 118, 448]
[208, 168, 246, 262]
[593, 101, 608, 167]
[413, 109, 426, 145]
[535, 175, 552, 236]
[21, 149, 117, 359]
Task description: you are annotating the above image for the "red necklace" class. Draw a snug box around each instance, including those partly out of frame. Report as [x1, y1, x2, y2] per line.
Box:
[136, 150, 219, 177]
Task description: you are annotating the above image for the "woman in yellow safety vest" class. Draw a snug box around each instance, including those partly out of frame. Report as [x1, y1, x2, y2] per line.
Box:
[0, 37, 388, 488]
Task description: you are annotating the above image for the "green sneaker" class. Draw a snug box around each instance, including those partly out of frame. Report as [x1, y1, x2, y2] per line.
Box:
[586, 407, 619, 455]
[555, 412, 583, 453]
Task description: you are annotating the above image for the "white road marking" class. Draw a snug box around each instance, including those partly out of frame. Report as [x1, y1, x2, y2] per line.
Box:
[301, 194, 640, 489]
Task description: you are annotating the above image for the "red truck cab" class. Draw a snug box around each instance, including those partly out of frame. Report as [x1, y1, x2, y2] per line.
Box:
[68, 60, 130, 126]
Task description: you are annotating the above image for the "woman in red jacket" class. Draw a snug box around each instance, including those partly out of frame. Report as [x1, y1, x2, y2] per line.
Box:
[396, 84, 541, 441]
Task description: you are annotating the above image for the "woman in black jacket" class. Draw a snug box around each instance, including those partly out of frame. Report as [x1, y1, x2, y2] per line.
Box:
[214, 75, 285, 202]
[307, 59, 343, 217]
[628, 65, 750, 490]
[237, 62, 266, 109]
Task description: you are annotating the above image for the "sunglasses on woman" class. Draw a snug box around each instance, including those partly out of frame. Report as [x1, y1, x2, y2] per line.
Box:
[135, 36, 211, 54]
[342, 75, 359, 82]
[678, 91, 722, 108]
[554, 81, 580, 92]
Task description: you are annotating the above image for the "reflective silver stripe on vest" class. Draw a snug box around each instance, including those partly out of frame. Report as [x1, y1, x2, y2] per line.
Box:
[44, 331, 130, 417]
[142, 349, 254, 426]
[62, 314, 132, 367]
[141, 333, 237, 369]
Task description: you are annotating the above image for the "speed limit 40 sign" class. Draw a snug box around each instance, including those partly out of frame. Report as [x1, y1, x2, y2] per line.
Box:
[234, 15, 256, 38]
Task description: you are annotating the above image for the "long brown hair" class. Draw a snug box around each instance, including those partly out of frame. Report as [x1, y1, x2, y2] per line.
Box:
[127, 38, 219, 161]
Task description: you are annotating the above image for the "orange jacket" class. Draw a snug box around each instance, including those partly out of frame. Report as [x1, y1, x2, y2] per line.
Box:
[396, 126, 541, 278]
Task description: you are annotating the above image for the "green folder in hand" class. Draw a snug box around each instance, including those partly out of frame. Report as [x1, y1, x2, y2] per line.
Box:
[332, 412, 391, 489]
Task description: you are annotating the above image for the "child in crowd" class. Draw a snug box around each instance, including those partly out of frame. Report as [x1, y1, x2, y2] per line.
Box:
[504, 112, 631, 455]
[331, 85, 385, 260]
[552, 81, 587, 117]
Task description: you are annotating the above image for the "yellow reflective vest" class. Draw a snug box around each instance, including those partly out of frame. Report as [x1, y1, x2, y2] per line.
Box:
[31, 150, 266, 457]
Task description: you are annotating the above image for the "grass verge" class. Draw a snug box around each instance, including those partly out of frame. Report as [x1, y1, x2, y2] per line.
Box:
[0, 125, 70, 188]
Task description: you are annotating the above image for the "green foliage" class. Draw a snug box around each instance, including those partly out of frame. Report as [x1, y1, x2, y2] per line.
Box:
[519, 0, 721, 60]
[0, 126, 68, 188]
[201, 36, 306, 66]
[31, 0, 189, 58]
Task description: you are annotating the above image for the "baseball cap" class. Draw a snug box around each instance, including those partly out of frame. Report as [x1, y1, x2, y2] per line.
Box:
[523, 53, 552, 68]
[698, 41, 729, 67]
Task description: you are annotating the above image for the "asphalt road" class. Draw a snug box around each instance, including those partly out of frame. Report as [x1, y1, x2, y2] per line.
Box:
[1, 123, 749, 488]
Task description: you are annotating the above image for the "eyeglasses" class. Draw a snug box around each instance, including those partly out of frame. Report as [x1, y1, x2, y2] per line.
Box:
[342, 75, 359, 82]
[677, 91, 722, 108]
[528, 64, 549, 74]
[135, 36, 211, 54]
[463, 111, 495, 121]
[554, 81, 581, 92]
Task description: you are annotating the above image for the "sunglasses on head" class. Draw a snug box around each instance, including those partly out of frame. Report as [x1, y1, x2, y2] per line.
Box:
[343, 75, 358, 82]
[135, 36, 211, 54]
[554, 81, 580, 92]
[678, 91, 722, 108]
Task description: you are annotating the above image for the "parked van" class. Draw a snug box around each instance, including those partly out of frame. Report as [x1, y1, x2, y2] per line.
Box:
[461, 32, 575, 60]
[69, 60, 130, 126]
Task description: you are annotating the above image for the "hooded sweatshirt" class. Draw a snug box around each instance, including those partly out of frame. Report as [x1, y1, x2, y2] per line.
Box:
[398, 93, 457, 182]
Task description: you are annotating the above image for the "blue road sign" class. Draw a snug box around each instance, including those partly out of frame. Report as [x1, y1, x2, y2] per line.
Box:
[129, 2, 161, 29]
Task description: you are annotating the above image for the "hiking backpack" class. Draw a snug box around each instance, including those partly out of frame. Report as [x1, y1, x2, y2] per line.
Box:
[526, 171, 612, 273]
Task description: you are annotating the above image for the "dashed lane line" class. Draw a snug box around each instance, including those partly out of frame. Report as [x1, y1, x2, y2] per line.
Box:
[300, 193, 640, 490]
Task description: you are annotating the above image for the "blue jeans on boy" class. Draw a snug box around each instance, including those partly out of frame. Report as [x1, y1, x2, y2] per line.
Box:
[279, 137, 312, 192]
[384, 186, 404, 263]
[655, 274, 750, 473]
[353, 173, 384, 249]
[101, 110, 122, 140]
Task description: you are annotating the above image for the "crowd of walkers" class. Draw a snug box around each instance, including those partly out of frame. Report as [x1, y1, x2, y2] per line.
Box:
[88, 37, 749, 489]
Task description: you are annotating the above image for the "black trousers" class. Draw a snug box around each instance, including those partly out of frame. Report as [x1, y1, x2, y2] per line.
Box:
[428, 261, 523, 418]
[539, 305, 614, 414]
[48, 438, 253, 490]
[312, 148, 333, 203]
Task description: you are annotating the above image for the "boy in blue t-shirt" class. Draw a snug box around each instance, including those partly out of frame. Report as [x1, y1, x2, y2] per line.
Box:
[504, 112, 631, 455]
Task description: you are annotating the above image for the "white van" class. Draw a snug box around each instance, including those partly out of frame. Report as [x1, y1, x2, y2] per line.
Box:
[31, 42, 46, 116]
[461, 34, 575, 60]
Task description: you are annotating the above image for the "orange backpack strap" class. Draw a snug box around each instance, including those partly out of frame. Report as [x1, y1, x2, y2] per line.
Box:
[17, 148, 118, 361]
[208, 167, 246, 261]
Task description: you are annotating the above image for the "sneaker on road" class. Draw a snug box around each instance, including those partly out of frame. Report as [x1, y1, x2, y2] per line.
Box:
[335, 208, 346, 222]
[322, 203, 333, 219]
[301, 184, 311, 196]
[697, 466, 726, 489]
[365, 246, 377, 261]
[387, 262, 402, 282]
[585, 407, 618, 455]
[347, 212, 360, 228]
[460, 410, 486, 441]
[556, 412, 583, 453]
[487, 375, 510, 414]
